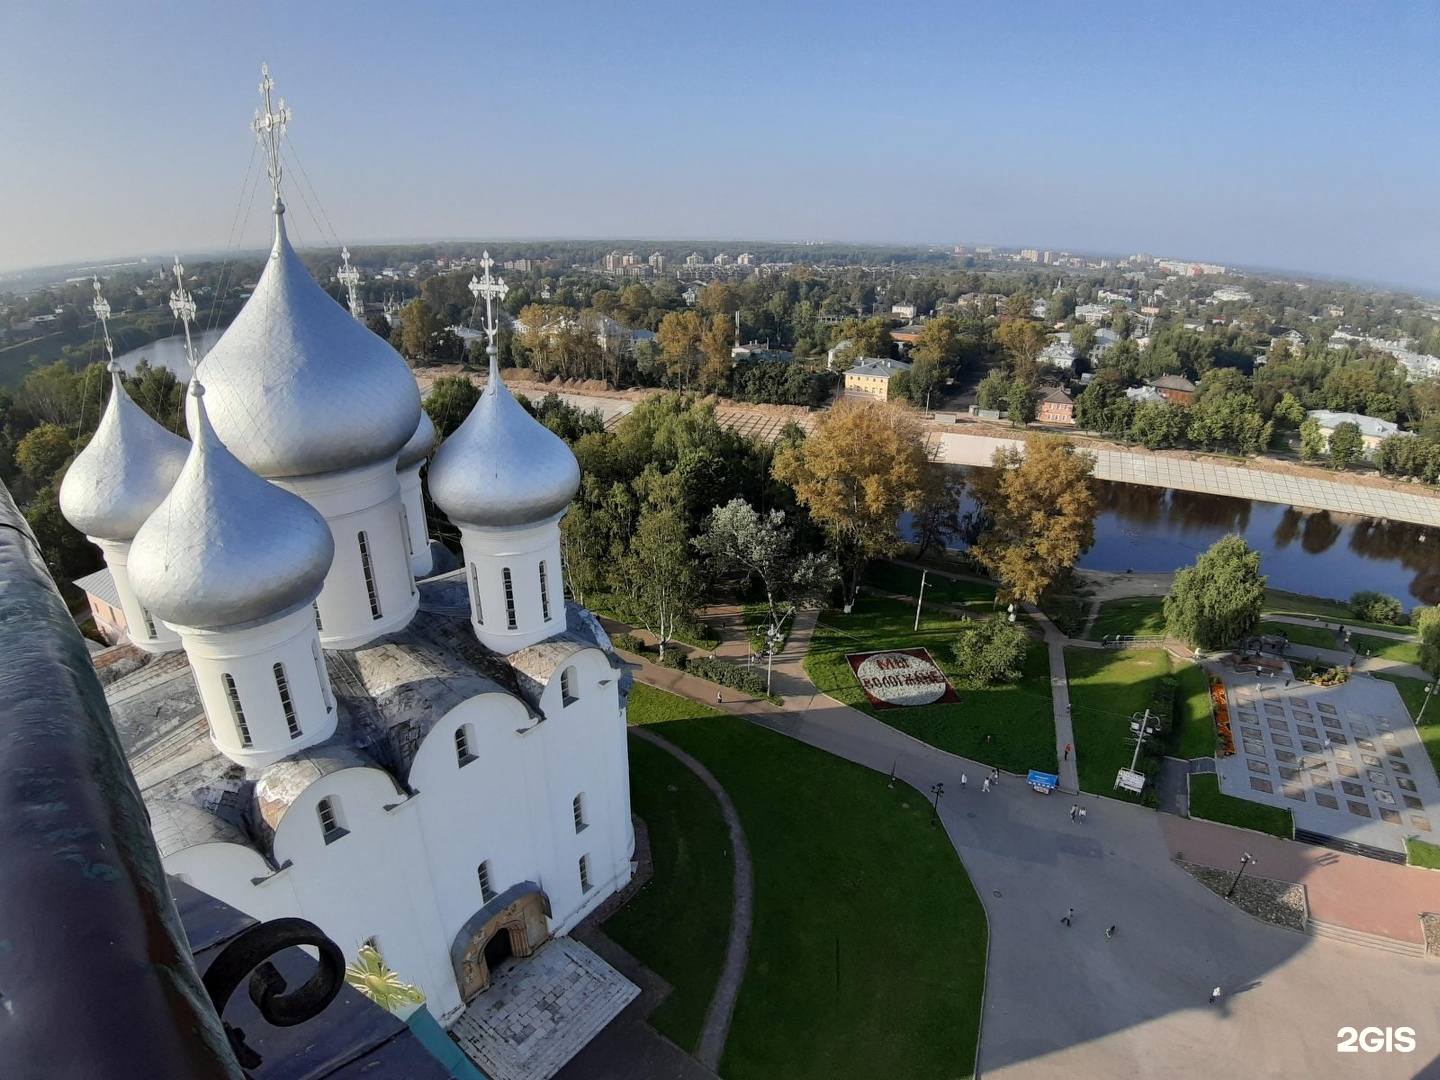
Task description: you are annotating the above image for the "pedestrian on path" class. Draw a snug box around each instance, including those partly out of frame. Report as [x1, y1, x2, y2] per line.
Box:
[982, 777, 990, 793]
[1069, 804, 1078, 822]
[1078, 807, 1088, 824]
[1063, 743, 1071, 760]
[716, 691, 723, 705]
[1106, 925, 1116, 938]
[1209, 986, 1222, 1005]
[960, 772, 968, 790]
[1061, 908, 1073, 926]
[990, 767, 999, 784]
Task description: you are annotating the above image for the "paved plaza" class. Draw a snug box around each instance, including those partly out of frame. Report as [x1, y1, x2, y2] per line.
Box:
[1214, 671, 1440, 854]
[449, 937, 639, 1080]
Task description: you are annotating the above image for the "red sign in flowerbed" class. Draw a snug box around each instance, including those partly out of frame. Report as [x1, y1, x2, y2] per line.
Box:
[846, 648, 960, 710]
[1210, 678, 1235, 757]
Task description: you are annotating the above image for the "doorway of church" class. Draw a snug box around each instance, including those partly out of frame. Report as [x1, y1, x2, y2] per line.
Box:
[452, 887, 552, 1001]
[484, 926, 514, 974]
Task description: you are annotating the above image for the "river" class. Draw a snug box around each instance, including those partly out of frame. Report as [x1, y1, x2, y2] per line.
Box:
[111, 328, 225, 379]
[920, 473, 1439, 608]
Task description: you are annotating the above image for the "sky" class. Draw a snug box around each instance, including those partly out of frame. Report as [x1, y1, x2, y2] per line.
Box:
[3, 0, 1438, 289]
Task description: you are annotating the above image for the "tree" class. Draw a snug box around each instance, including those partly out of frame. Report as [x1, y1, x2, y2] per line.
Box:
[772, 397, 930, 611]
[837, 317, 896, 361]
[366, 313, 394, 340]
[422, 375, 480, 437]
[952, 619, 1029, 685]
[1416, 606, 1440, 681]
[1163, 534, 1267, 650]
[911, 468, 965, 559]
[619, 503, 705, 661]
[1299, 416, 1326, 462]
[907, 353, 943, 408]
[1273, 392, 1305, 429]
[910, 316, 963, 370]
[1006, 378, 1037, 427]
[398, 298, 444, 363]
[1350, 591, 1404, 626]
[968, 437, 1097, 605]
[657, 310, 704, 389]
[1069, 322, 1098, 363]
[976, 370, 1009, 411]
[692, 499, 838, 645]
[994, 320, 1047, 382]
[1328, 421, 1363, 469]
[15, 423, 74, 484]
[697, 314, 734, 395]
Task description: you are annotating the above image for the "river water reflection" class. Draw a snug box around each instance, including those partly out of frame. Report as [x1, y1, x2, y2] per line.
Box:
[929, 473, 1439, 608]
[111, 329, 223, 378]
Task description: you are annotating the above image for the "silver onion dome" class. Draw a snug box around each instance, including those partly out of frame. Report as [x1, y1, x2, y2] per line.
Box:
[129, 381, 335, 630]
[428, 354, 581, 528]
[59, 364, 190, 541]
[396, 408, 437, 472]
[195, 204, 421, 479]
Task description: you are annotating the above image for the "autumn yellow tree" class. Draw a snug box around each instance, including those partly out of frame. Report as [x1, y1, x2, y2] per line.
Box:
[698, 314, 735, 395]
[657, 310, 704, 389]
[772, 397, 931, 610]
[969, 436, 1097, 604]
[993, 319, 1048, 384]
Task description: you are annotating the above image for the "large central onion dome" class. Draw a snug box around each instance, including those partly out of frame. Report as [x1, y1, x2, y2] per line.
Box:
[196, 205, 421, 479]
[129, 381, 335, 629]
[59, 363, 190, 540]
[428, 354, 581, 528]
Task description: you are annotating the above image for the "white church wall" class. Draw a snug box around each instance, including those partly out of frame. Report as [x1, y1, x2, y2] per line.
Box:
[95, 537, 179, 652]
[398, 464, 433, 578]
[270, 766, 461, 1020]
[457, 517, 565, 654]
[279, 461, 417, 650]
[166, 841, 300, 924]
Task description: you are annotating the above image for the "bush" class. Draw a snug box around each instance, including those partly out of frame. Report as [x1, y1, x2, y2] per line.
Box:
[612, 632, 646, 654]
[952, 619, 1029, 685]
[1350, 591, 1406, 626]
[687, 657, 768, 697]
[657, 646, 690, 670]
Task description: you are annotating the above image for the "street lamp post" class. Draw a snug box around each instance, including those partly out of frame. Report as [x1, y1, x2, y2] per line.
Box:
[765, 627, 780, 695]
[930, 781, 945, 827]
[1418, 683, 1437, 724]
[914, 570, 929, 632]
[1226, 852, 1255, 898]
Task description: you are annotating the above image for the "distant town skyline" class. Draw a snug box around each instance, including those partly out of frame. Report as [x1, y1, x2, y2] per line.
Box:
[3, 1, 1437, 289]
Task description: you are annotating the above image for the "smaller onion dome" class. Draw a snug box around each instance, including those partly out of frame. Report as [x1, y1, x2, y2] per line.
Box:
[59, 364, 190, 541]
[428, 353, 581, 528]
[129, 381, 334, 630]
[396, 409, 437, 472]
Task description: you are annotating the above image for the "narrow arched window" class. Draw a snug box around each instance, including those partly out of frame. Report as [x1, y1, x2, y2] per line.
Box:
[141, 607, 158, 639]
[578, 854, 592, 893]
[477, 860, 496, 903]
[317, 796, 346, 842]
[223, 673, 252, 748]
[455, 724, 476, 767]
[358, 531, 382, 620]
[274, 662, 300, 738]
[469, 562, 483, 624]
[399, 505, 414, 556]
[539, 560, 553, 622]
[314, 602, 324, 633]
[502, 567, 517, 629]
[561, 666, 578, 707]
[312, 639, 333, 712]
[572, 793, 587, 833]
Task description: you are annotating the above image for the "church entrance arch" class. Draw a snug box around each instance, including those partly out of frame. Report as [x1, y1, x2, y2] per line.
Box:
[450, 882, 551, 1002]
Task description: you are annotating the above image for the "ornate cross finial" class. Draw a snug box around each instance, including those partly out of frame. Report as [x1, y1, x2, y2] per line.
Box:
[467, 251, 508, 347]
[92, 276, 116, 368]
[169, 256, 200, 371]
[252, 62, 292, 206]
[337, 246, 363, 320]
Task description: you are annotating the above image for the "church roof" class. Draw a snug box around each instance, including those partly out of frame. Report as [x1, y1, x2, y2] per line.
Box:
[397, 408, 438, 472]
[59, 365, 190, 541]
[128, 382, 335, 630]
[427, 356, 581, 528]
[113, 578, 624, 860]
[196, 206, 421, 479]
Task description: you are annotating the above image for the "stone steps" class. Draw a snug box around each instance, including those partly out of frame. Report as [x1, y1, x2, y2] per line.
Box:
[1294, 828, 1407, 865]
[1307, 918, 1427, 958]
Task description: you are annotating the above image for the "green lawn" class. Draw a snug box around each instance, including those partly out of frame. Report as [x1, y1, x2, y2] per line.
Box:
[806, 596, 1057, 774]
[1261, 589, 1416, 636]
[605, 733, 733, 1050]
[1405, 837, 1440, 870]
[1350, 633, 1422, 666]
[1089, 596, 1167, 640]
[1065, 648, 1172, 797]
[863, 560, 998, 612]
[1173, 661, 1217, 759]
[1188, 773, 1294, 839]
[1257, 621, 1336, 649]
[625, 685, 987, 1080]
[1374, 673, 1440, 778]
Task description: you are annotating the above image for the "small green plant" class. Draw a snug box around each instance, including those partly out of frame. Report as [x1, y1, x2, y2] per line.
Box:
[687, 656, 768, 697]
[1351, 591, 1406, 626]
[612, 632, 646, 654]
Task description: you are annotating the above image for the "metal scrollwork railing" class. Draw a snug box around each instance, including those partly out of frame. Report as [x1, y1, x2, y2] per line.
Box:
[201, 917, 347, 1071]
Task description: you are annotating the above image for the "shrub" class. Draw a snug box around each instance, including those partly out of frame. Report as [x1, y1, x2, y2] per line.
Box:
[1350, 591, 1406, 626]
[612, 632, 646, 654]
[952, 619, 1029, 685]
[687, 657, 768, 697]
[657, 646, 689, 670]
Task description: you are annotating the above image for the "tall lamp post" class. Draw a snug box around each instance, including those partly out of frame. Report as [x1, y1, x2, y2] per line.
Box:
[1418, 683, 1437, 724]
[914, 569, 929, 632]
[930, 781, 945, 827]
[1226, 852, 1255, 898]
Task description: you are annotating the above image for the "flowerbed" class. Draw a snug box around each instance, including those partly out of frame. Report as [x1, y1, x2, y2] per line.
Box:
[1210, 678, 1234, 757]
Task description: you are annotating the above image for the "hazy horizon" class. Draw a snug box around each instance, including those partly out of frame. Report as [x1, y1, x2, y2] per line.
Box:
[4, 1, 1437, 290]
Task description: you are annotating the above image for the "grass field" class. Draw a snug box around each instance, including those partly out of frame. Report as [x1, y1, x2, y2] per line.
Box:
[1257, 620, 1336, 649]
[1374, 673, 1440, 778]
[863, 560, 998, 611]
[1173, 661, 1217, 759]
[1188, 773, 1294, 839]
[1349, 633, 1422, 666]
[1089, 596, 1167, 640]
[624, 685, 987, 1080]
[806, 596, 1057, 774]
[1261, 589, 1416, 636]
[1065, 648, 1172, 797]
[1405, 837, 1440, 870]
[604, 734, 733, 1050]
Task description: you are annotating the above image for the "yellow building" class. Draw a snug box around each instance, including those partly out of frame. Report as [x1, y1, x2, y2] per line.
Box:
[843, 357, 911, 401]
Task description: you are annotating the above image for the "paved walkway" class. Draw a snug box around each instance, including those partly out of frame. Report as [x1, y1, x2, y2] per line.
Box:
[627, 728, 753, 1072]
[1021, 602, 1080, 794]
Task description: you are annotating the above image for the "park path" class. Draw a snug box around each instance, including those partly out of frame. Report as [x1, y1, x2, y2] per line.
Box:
[626, 727, 753, 1072]
[1020, 603, 1080, 794]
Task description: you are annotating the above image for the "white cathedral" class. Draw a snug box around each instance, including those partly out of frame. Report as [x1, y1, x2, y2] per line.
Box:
[58, 74, 634, 1032]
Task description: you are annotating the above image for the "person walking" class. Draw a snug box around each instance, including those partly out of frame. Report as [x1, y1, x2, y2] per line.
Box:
[1063, 743, 1072, 761]
[1209, 986, 1222, 1005]
[1078, 806, 1088, 824]
[1105, 925, 1116, 938]
[716, 691, 723, 705]
[960, 772, 968, 790]
[982, 777, 991, 794]
[1069, 804, 1079, 822]
[990, 767, 999, 784]
[1061, 908, 1073, 926]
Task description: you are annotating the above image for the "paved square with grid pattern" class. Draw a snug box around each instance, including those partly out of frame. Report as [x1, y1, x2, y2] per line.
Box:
[1213, 672, 1439, 854]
